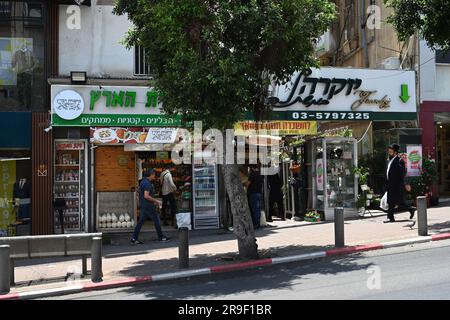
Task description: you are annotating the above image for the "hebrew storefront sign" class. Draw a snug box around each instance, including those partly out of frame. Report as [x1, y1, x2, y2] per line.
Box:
[51, 85, 182, 127]
[90, 127, 179, 145]
[234, 121, 317, 136]
[265, 67, 417, 121]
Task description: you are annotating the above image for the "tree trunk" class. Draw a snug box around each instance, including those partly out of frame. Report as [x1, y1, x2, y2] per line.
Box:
[221, 164, 259, 259]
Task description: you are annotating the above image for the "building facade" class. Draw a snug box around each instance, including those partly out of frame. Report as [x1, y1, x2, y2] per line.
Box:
[419, 41, 450, 198]
[313, 0, 421, 195]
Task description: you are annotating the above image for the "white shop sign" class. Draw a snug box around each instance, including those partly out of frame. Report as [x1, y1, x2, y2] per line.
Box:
[269, 67, 417, 121]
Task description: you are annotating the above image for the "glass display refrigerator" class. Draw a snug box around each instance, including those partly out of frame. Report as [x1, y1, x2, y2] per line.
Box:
[192, 162, 219, 229]
[310, 137, 358, 220]
[53, 140, 88, 233]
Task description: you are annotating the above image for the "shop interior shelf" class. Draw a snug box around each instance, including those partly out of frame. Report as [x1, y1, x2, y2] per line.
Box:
[55, 164, 80, 167]
[55, 181, 80, 183]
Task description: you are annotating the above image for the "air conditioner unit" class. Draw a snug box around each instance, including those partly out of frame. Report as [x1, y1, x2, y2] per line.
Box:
[379, 57, 401, 70]
[315, 30, 336, 57]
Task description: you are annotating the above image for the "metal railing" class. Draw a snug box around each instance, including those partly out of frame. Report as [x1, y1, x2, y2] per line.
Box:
[0, 233, 103, 294]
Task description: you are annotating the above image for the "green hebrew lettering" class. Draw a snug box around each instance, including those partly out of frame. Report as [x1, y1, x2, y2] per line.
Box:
[125, 91, 136, 107]
[102, 91, 112, 107]
[146, 91, 158, 108]
[112, 91, 125, 107]
[90, 91, 102, 110]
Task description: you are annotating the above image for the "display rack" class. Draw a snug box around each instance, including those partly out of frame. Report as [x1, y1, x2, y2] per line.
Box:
[192, 162, 219, 229]
[54, 140, 87, 232]
[97, 192, 136, 232]
[310, 137, 358, 220]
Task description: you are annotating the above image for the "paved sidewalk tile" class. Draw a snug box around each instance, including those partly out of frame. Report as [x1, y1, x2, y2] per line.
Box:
[8, 205, 450, 293]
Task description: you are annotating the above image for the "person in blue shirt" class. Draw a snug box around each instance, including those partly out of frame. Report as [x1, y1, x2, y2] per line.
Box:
[131, 169, 170, 244]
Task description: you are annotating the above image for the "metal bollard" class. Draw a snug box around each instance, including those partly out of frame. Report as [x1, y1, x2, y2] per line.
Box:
[334, 207, 345, 247]
[417, 196, 428, 236]
[179, 227, 189, 269]
[91, 237, 103, 283]
[0, 245, 10, 294]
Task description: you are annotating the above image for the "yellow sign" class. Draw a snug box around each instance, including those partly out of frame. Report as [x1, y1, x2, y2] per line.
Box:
[234, 121, 317, 136]
[0, 161, 16, 234]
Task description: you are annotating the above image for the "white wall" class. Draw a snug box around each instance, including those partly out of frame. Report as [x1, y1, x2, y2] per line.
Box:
[420, 40, 450, 102]
[59, 1, 135, 77]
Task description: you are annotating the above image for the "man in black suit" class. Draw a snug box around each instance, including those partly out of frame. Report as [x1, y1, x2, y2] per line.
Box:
[384, 144, 416, 223]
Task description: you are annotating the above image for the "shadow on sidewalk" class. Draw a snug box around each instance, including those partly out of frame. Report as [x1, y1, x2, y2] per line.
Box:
[429, 220, 450, 232]
[115, 249, 375, 299]
[113, 243, 335, 279]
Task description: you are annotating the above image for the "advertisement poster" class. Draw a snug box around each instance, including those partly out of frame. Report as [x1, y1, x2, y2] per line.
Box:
[0, 37, 33, 86]
[234, 121, 317, 136]
[406, 145, 422, 177]
[316, 158, 324, 191]
[0, 160, 16, 236]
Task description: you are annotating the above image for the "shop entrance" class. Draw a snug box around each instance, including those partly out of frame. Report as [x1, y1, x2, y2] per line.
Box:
[435, 114, 450, 196]
[95, 145, 193, 233]
[137, 151, 192, 227]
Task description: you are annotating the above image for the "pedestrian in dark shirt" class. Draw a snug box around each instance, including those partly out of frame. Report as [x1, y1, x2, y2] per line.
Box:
[131, 169, 170, 244]
[268, 168, 285, 222]
[246, 165, 263, 229]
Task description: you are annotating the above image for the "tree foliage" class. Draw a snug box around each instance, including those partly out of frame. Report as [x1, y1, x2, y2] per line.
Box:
[385, 0, 450, 51]
[114, 0, 336, 129]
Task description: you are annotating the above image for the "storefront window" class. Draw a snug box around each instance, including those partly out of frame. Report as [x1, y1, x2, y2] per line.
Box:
[0, 152, 31, 236]
[0, 1, 45, 111]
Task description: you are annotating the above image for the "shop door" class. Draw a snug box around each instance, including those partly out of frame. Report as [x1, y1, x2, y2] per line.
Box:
[436, 122, 450, 196]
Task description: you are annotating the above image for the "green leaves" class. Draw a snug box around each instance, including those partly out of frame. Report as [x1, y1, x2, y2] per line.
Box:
[385, 0, 450, 51]
[114, 0, 337, 129]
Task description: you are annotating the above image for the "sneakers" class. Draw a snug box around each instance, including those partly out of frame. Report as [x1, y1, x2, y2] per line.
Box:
[130, 239, 144, 245]
[159, 236, 171, 242]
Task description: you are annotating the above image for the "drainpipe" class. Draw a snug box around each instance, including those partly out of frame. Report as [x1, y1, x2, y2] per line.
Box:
[360, 0, 370, 68]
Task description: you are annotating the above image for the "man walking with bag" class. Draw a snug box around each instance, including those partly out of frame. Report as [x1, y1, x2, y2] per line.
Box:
[383, 144, 416, 223]
[160, 163, 178, 226]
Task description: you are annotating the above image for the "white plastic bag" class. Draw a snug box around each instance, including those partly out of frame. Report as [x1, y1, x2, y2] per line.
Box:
[380, 192, 388, 211]
[260, 210, 267, 227]
[176, 212, 192, 230]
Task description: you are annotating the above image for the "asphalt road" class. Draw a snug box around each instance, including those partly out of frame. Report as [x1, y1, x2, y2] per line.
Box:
[40, 240, 450, 300]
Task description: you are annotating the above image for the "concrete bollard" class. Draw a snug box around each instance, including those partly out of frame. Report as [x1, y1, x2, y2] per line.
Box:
[0, 245, 10, 294]
[91, 237, 103, 283]
[179, 227, 189, 269]
[417, 196, 428, 236]
[334, 207, 345, 248]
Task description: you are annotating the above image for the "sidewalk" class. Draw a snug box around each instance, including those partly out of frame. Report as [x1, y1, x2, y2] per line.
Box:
[8, 204, 450, 294]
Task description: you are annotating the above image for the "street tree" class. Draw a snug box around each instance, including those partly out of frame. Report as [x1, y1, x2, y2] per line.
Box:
[385, 0, 450, 51]
[114, 0, 336, 259]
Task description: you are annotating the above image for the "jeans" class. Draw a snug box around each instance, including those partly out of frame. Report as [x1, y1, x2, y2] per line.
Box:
[249, 193, 262, 228]
[132, 208, 164, 240]
[162, 193, 178, 225]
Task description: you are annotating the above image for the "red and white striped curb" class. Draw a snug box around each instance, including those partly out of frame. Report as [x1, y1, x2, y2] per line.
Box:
[1, 232, 450, 300]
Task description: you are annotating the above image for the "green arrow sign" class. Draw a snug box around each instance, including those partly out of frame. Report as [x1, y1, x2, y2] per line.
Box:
[400, 84, 410, 103]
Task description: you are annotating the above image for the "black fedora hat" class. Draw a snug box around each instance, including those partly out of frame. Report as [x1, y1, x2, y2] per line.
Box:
[388, 143, 400, 152]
